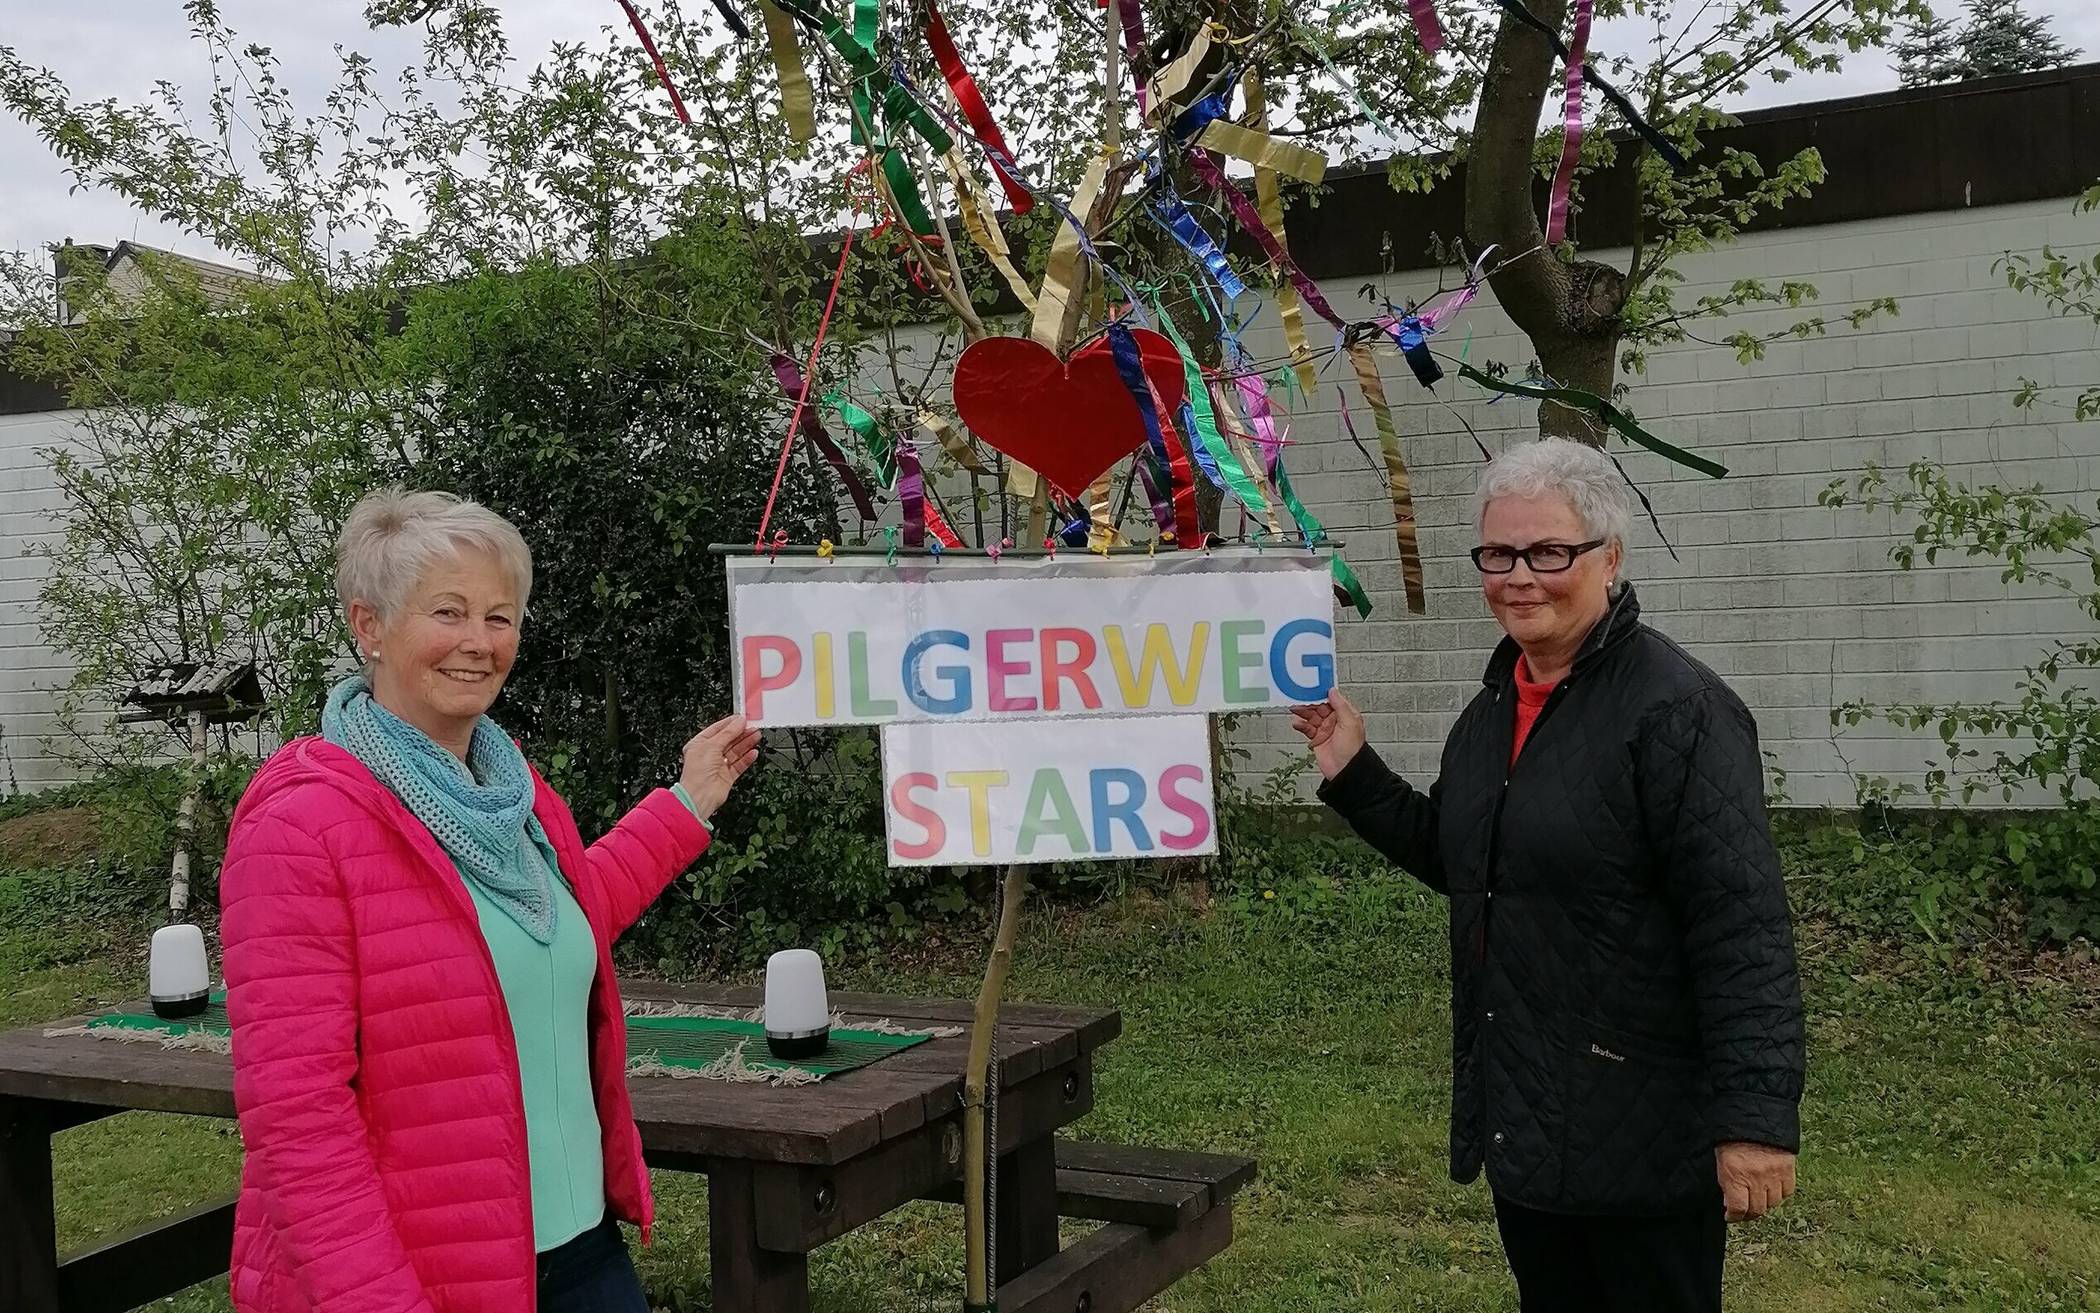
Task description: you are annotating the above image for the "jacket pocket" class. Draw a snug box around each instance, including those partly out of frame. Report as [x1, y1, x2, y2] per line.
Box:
[1562, 1022, 1712, 1211]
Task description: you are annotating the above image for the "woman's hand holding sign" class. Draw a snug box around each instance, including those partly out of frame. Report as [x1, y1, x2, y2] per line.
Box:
[1290, 691, 1366, 781]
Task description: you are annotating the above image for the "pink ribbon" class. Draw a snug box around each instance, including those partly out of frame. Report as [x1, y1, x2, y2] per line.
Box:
[1545, 0, 1594, 246]
[1234, 372, 1286, 473]
[1184, 151, 1347, 332]
[1417, 244, 1496, 334]
[1405, 0, 1445, 54]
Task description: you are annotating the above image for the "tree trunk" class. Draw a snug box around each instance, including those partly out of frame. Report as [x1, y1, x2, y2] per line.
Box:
[1465, 0, 1624, 444]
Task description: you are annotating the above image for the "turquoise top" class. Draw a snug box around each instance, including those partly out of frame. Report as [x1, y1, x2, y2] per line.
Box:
[466, 832, 605, 1252]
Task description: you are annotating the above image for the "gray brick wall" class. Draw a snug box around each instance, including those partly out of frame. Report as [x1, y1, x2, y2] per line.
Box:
[1, 197, 2095, 803]
[1234, 197, 2100, 805]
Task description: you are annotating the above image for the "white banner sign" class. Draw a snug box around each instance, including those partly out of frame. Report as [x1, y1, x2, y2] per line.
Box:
[727, 551, 1335, 727]
[880, 716, 1217, 867]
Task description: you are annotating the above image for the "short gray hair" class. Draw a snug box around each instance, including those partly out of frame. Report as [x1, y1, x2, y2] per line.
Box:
[335, 487, 534, 619]
[1472, 438, 1633, 547]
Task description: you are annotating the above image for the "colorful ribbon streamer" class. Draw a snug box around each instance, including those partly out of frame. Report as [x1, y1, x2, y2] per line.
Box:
[1270, 455, 1373, 618]
[1185, 151, 1347, 333]
[1385, 315, 1444, 389]
[826, 392, 898, 489]
[1108, 322, 1198, 547]
[897, 440, 927, 547]
[919, 408, 991, 476]
[1154, 198, 1247, 300]
[758, 0, 816, 141]
[1195, 121, 1328, 184]
[1291, 21, 1401, 143]
[1406, 0, 1445, 54]
[1085, 475, 1118, 552]
[1545, 0, 1594, 246]
[1492, 0, 1688, 173]
[769, 353, 877, 521]
[923, 0, 1032, 214]
[925, 499, 965, 549]
[1416, 245, 1496, 334]
[943, 148, 1037, 310]
[1243, 70, 1318, 397]
[1455, 362, 1729, 478]
[1146, 27, 1212, 111]
[1346, 342, 1427, 615]
[1154, 301, 1270, 519]
[615, 0, 695, 124]
[1030, 153, 1110, 350]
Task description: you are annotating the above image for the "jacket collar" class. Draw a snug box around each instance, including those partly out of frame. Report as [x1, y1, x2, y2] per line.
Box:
[1481, 582, 1643, 690]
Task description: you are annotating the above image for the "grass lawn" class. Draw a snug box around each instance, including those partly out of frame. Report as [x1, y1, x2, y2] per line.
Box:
[3, 868, 2097, 1312]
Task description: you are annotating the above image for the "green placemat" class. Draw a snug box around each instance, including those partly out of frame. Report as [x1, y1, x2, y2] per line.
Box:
[46, 995, 938, 1085]
[624, 1014, 935, 1084]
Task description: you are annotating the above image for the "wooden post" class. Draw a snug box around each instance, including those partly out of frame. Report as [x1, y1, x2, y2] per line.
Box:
[167, 707, 208, 921]
[709, 1158, 812, 1313]
[962, 863, 1029, 1310]
[0, 1098, 59, 1313]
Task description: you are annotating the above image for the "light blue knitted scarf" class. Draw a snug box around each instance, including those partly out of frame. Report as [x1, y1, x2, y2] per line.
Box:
[323, 675, 557, 944]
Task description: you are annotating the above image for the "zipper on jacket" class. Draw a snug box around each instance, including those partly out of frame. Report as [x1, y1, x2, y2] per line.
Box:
[1479, 676, 1576, 965]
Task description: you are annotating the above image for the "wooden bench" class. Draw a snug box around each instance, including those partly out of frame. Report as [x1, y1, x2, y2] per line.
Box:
[928, 1138, 1257, 1313]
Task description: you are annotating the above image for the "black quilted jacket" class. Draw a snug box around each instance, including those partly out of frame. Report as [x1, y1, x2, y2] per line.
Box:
[1319, 585, 1804, 1215]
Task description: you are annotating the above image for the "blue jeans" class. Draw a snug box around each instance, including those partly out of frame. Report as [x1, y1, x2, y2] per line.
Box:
[537, 1213, 649, 1313]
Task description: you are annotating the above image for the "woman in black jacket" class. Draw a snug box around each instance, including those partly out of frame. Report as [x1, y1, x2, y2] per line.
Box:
[1293, 438, 1804, 1313]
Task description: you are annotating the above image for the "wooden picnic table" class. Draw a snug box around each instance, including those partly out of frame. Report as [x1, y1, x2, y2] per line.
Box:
[0, 979, 1252, 1313]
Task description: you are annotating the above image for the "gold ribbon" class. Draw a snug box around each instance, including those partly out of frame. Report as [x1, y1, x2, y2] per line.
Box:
[759, 0, 816, 143]
[1145, 28, 1212, 115]
[1006, 460, 1039, 501]
[1030, 152, 1110, 351]
[1209, 382, 1284, 538]
[1086, 474, 1120, 551]
[1195, 120, 1327, 183]
[1346, 342, 1426, 615]
[1244, 71, 1318, 397]
[921, 408, 991, 475]
[943, 149, 1037, 312]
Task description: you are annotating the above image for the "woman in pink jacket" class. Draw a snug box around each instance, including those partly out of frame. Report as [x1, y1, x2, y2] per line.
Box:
[221, 487, 759, 1313]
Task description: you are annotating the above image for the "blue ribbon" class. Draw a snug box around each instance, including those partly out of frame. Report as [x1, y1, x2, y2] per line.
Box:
[1178, 400, 1227, 490]
[1170, 88, 1235, 142]
[1153, 199, 1247, 301]
[1388, 314, 1444, 389]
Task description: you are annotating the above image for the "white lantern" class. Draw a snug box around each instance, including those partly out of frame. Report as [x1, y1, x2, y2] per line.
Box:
[149, 923, 212, 1019]
[763, 949, 831, 1059]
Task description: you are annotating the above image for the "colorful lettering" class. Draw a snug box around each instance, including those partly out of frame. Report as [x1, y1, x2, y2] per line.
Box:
[1016, 768, 1087, 855]
[985, 628, 1038, 713]
[1040, 628, 1102, 712]
[945, 770, 1008, 857]
[1088, 767, 1151, 852]
[1220, 619, 1267, 704]
[1157, 764, 1212, 851]
[903, 630, 972, 715]
[741, 635, 801, 721]
[848, 631, 898, 718]
[813, 632, 836, 719]
[889, 773, 945, 860]
[1270, 618, 1335, 702]
[1104, 623, 1210, 708]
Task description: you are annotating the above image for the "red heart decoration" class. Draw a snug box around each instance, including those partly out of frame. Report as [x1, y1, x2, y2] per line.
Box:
[951, 329, 1189, 500]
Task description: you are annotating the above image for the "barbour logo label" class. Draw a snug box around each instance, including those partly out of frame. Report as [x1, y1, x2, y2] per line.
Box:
[1590, 1043, 1625, 1062]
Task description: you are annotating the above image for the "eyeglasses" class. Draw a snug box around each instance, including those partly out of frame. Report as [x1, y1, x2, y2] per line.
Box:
[1470, 539, 1607, 575]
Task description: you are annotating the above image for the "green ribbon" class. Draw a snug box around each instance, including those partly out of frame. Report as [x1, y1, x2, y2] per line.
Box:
[849, 0, 879, 147]
[827, 392, 897, 488]
[880, 149, 936, 235]
[1455, 362, 1727, 479]
[1151, 297, 1271, 522]
[1268, 455, 1372, 619]
[774, 0, 951, 153]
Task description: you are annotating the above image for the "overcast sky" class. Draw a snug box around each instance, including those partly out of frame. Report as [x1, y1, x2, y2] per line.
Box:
[4, 1, 2097, 269]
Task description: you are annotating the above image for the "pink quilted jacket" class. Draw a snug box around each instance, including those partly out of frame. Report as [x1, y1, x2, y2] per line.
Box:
[220, 736, 711, 1313]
